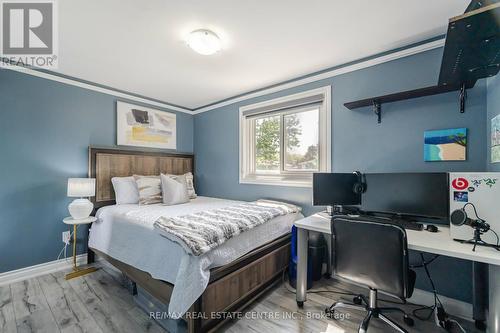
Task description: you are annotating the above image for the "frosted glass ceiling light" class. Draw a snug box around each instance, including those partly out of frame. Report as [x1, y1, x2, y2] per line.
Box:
[186, 29, 222, 55]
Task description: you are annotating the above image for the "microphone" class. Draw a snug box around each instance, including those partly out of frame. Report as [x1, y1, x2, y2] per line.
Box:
[450, 209, 490, 231]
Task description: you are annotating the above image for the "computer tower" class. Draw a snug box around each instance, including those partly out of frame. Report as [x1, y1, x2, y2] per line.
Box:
[449, 172, 500, 244]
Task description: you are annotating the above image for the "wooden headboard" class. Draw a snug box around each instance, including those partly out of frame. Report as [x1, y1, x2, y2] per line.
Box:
[88, 147, 194, 208]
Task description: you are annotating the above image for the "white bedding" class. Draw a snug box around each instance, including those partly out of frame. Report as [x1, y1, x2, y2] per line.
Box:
[88, 196, 302, 318]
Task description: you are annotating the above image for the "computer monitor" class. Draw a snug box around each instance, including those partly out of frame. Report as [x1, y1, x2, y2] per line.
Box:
[360, 173, 449, 220]
[313, 173, 361, 206]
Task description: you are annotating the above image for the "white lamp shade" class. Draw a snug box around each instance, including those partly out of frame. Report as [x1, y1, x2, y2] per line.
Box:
[67, 178, 96, 197]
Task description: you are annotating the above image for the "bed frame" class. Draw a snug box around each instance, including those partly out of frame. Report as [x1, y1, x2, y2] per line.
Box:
[87, 146, 291, 332]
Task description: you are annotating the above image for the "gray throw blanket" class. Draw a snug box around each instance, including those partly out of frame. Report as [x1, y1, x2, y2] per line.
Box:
[153, 200, 300, 256]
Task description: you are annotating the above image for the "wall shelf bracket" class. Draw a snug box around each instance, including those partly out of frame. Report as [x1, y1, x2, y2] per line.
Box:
[459, 83, 467, 114]
[373, 101, 381, 124]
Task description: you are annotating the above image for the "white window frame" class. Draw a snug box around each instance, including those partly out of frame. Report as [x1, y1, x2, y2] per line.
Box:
[239, 86, 331, 187]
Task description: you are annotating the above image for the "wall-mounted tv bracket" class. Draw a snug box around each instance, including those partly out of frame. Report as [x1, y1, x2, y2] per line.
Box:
[459, 83, 467, 113]
[373, 101, 381, 124]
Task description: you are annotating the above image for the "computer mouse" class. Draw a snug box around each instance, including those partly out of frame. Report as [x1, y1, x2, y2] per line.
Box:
[426, 225, 438, 233]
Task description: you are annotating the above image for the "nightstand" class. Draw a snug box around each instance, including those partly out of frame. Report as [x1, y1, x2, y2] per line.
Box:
[63, 216, 99, 280]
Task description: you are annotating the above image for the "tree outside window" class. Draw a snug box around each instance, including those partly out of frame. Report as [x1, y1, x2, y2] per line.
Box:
[254, 108, 319, 173]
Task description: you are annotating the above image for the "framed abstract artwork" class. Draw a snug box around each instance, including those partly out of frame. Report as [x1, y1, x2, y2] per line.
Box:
[117, 101, 176, 149]
[424, 128, 467, 162]
[492, 114, 500, 163]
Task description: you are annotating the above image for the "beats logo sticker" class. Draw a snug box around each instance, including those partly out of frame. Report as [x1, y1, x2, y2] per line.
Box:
[452, 178, 469, 190]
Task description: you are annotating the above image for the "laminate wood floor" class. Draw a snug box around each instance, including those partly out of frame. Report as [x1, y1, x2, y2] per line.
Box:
[0, 264, 479, 333]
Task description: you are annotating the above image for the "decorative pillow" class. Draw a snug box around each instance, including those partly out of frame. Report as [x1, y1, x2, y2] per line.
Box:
[164, 172, 197, 198]
[111, 176, 139, 204]
[161, 174, 190, 205]
[184, 172, 197, 199]
[133, 175, 162, 205]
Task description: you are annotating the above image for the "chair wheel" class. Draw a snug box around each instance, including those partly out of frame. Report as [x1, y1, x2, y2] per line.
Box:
[353, 296, 362, 305]
[325, 308, 336, 319]
[403, 315, 414, 327]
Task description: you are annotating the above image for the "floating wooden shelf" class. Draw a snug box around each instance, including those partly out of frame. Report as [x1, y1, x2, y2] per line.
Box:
[343, 84, 471, 110]
[343, 83, 474, 124]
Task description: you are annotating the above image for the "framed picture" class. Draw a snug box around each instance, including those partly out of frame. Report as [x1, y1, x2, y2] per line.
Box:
[492, 114, 500, 163]
[117, 101, 176, 149]
[424, 128, 467, 162]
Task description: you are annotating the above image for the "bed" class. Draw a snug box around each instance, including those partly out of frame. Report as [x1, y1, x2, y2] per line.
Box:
[87, 147, 302, 332]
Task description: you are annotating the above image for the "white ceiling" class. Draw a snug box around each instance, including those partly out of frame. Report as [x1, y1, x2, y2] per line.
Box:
[58, 0, 469, 109]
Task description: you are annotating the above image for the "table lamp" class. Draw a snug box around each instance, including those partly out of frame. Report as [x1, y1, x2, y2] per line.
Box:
[67, 178, 96, 219]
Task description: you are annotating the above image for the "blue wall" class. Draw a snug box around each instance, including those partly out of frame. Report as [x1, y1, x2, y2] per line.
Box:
[487, 75, 500, 171]
[0, 44, 492, 304]
[0, 69, 193, 273]
[194, 47, 488, 303]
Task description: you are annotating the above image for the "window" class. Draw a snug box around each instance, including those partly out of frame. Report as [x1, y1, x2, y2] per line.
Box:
[240, 86, 331, 187]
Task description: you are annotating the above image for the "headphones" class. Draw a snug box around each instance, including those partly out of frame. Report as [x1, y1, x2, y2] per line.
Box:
[352, 171, 367, 194]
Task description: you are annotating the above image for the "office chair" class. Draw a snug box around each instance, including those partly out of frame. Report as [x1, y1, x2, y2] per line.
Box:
[327, 215, 416, 333]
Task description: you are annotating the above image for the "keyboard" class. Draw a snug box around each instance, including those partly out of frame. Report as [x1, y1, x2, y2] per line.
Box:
[392, 219, 424, 231]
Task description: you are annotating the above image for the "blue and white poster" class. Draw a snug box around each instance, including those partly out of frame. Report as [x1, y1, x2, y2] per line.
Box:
[424, 128, 467, 162]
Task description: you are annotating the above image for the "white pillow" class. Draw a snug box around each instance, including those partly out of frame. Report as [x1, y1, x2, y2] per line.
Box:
[161, 174, 190, 205]
[111, 176, 139, 204]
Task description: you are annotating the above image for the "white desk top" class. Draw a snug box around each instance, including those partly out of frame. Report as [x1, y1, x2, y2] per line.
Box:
[295, 214, 500, 266]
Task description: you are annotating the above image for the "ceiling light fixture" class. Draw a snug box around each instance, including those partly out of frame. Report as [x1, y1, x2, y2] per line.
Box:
[186, 29, 222, 55]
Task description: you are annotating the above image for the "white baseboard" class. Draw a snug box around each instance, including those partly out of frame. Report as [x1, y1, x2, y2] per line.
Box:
[0, 254, 89, 286]
[409, 288, 473, 321]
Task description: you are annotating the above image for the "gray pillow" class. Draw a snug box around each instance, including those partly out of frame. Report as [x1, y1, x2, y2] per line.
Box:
[165, 172, 197, 199]
[184, 172, 197, 199]
[134, 175, 162, 205]
[161, 174, 190, 205]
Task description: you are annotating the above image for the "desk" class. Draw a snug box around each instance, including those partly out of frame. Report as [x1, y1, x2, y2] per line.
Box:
[295, 214, 500, 333]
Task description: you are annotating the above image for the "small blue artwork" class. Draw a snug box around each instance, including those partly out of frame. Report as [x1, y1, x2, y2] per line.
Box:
[453, 191, 468, 202]
[424, 128, 467, 162]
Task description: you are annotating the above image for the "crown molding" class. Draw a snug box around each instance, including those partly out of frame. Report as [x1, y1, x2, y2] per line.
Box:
[1, 65, 193, 114]
[1, 37, 445, 115]
[192, 38, 445, 114]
